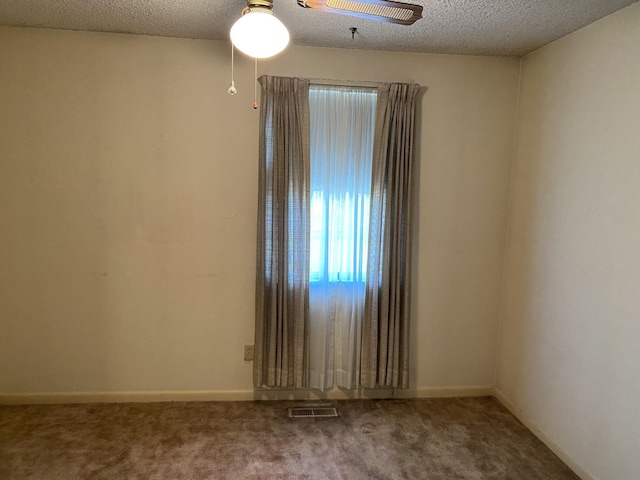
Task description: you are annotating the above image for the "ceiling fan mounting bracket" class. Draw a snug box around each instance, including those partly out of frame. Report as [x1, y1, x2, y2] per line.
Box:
[245, 0, 274, 8]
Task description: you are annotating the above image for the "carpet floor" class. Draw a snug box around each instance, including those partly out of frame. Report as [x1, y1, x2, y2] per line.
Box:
[0, 396, 579, 479]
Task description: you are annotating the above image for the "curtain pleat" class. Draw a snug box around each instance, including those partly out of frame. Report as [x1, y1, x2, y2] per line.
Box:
[254, 76, 311, 389]
[361, 83, 420, 389]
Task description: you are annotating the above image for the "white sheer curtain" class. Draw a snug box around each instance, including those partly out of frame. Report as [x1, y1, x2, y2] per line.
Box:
[307, 85, 377, 390]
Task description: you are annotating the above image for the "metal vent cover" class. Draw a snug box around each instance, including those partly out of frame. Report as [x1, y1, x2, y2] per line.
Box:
[289, 406, 339, 418]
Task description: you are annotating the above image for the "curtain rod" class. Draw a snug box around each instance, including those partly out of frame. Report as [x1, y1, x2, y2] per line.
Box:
[309, 78, 381, 88]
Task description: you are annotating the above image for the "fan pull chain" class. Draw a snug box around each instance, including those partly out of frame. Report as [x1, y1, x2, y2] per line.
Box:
[253, 57, 259, 109]
[227, 43, 237, 95]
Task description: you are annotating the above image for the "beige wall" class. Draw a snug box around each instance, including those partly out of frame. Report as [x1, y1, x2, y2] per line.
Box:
[0, 27, 519, 398]
[496, 3, 640, 480]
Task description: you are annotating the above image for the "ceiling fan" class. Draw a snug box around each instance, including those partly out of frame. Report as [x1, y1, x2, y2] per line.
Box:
[230, 0, 423, 59]
[296, 0, 423, 26]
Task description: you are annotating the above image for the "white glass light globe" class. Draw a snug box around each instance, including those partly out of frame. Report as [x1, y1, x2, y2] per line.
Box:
[230, 10, 290, 59]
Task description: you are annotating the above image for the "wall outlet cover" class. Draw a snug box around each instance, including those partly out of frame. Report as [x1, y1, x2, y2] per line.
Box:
[244, 345, 254, 361]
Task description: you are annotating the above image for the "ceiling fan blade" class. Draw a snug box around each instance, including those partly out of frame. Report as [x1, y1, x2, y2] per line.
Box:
[297, 0, 423, 26]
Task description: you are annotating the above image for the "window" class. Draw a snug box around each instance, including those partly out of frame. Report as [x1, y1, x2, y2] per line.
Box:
[308, 85, 377, 284]
[255, 76, 417, 391]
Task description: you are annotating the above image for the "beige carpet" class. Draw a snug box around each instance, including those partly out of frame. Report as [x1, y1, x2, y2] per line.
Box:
[0, 396, 579, 479]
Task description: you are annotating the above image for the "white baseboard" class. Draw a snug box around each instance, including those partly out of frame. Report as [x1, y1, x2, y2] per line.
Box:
[0, 390, 257, 404]
[0, 385, 492, 405]
[493, 388, 595, 480]
[255, 385, 493, 401]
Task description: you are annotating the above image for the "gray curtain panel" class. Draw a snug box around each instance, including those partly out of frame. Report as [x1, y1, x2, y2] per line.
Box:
[254, 76, 311, 389]
[361, 83, 420, 389]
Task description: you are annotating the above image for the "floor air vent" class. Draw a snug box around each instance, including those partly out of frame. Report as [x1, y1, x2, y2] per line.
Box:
[288, 406, 339, 418]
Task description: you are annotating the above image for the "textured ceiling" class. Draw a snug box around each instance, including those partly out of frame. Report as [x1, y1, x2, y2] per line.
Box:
[0, 0, 637, 56]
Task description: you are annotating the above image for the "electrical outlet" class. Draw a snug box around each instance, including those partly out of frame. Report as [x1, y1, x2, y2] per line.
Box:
[244, 345, 254, 361]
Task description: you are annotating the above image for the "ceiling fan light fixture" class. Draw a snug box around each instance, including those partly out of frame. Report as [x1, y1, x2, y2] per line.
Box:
[230, 3, 290, 59]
